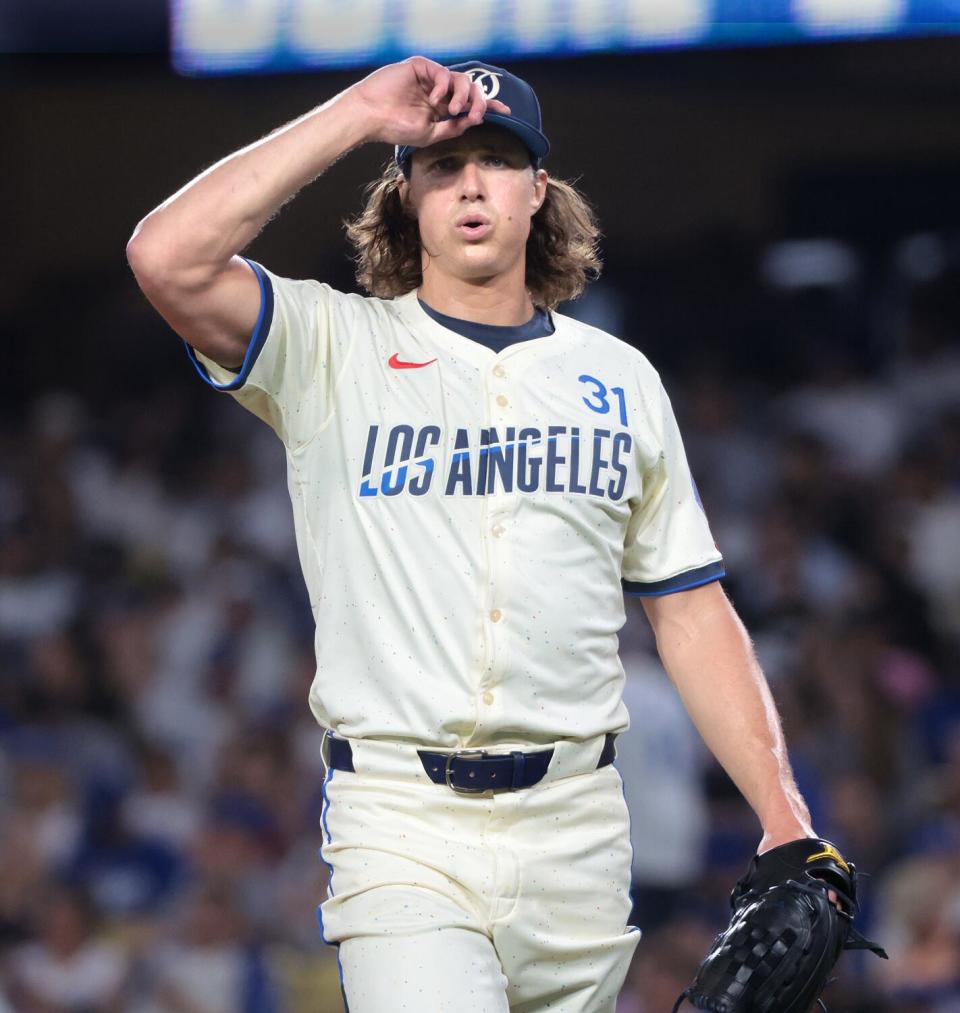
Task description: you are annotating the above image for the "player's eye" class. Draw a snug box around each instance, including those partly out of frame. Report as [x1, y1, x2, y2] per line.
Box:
[431, 157, 457, 172]
[484, 154, 505, 167]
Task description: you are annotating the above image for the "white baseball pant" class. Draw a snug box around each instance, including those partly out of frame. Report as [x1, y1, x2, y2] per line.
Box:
[317, 735, 640, 1012]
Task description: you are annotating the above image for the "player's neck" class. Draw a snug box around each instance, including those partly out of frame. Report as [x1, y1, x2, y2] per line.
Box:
[418, 272, 534, 327]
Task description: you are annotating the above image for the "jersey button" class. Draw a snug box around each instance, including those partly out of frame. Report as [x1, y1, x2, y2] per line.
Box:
[495, 394, 509, 408]
[489, 609, 502, 623]
[491, 524, 505, 538]
[482, 691, 495, 705]
[493, 364, 506, 378]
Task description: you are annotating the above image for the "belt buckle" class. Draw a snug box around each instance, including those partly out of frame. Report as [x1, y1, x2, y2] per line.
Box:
[445, 749, 489, 794]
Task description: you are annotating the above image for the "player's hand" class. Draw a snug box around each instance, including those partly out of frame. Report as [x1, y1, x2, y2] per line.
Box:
[348, 56, 511, 149]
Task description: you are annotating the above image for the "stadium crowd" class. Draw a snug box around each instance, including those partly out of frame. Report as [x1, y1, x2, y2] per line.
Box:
[1, 230, 958, 1012]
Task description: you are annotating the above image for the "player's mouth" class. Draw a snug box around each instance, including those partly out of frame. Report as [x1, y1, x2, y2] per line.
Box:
[456, 213, 491, 240]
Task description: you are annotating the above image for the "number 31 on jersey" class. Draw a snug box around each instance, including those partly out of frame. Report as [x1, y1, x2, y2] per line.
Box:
[579, 374, 629, 426]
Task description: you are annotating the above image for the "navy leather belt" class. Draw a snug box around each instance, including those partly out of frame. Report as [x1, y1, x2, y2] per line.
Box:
[326, 733, 617, 794]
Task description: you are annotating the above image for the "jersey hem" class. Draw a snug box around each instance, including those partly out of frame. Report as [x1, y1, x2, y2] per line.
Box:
[183, 257, 274, 391]
[622, 560, 725, 597]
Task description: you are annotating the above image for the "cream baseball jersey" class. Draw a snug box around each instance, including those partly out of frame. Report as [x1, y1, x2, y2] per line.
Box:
[188, 260, 724, 748]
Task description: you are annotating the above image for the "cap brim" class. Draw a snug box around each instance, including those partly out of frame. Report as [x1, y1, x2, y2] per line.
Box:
[481, 113, 550, 162]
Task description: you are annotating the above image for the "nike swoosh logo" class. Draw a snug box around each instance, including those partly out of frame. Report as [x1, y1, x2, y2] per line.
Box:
[388, 353, 437, 370]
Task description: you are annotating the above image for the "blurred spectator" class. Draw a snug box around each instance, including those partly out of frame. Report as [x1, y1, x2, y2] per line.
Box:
[617, 627, 709, 932]
[893, 274, 960, 421]
[67, 782, 183, 919]
[2, 746, 80, 874]
[616, 917, 716, 1012]
[873, 854, 960, 1007]
[778, 352, 905, 478]
[4, 884, 128, 1011]
[0, 747, 81, 946]
[683, 374, 775, 515]
[137, 882, 279, 1013]
[911, 717, 960, 859]
[190, 790, 286, 935]
[122, 743, 202, 852]
[894, 433, 960, 643]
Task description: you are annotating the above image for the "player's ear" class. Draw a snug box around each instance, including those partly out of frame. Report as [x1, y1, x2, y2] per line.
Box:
[530, 168, 548, 215]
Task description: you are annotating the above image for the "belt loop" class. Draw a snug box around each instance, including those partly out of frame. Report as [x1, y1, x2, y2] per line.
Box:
[510, 750, 525, 790]
[325, 732, 355, 773]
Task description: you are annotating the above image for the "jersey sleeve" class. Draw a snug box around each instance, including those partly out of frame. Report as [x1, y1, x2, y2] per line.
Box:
[621, 381, 724, 596]
[185, 258, 346, 448]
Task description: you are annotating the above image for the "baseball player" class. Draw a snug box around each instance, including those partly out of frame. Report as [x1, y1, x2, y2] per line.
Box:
[127, 57, 823, 1012]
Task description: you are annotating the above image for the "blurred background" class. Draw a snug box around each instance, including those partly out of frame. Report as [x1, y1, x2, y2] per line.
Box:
[3, 1, 960, 1011]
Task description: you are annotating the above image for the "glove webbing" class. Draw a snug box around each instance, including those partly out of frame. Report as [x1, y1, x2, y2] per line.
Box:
[670, 919, 800, 1013]
[670, 881, 887, 1013]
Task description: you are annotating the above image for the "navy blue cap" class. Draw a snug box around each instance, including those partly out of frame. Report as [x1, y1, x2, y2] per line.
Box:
[395, 60, 550, 176]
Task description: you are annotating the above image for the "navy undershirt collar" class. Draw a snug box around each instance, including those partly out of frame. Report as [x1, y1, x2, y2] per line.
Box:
[418, 298, 554, 353]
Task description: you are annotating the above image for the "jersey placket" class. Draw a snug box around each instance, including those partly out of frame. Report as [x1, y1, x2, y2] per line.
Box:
[471, 356, 516, 740]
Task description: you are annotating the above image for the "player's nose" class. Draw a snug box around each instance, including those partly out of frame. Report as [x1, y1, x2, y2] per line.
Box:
[458, 160, 485, 201]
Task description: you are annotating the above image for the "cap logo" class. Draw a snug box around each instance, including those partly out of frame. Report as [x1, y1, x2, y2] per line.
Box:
[466, 68, 503, 100]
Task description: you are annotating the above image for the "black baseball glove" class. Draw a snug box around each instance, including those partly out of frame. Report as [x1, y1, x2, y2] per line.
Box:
[672, 838, 887, 1013]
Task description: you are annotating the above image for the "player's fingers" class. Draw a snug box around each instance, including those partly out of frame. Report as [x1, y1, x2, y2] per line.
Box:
[428, 118, 469, 144]
[486, 98, 511, 116]
[463, 81, 487, 126]
[446, 71, 473, 116]
[410, 56, 443, 100]
[427, 65, 452, 108]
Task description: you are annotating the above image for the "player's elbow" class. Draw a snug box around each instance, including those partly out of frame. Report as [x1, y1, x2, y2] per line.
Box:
[126, 230, 218, 324]
[127, 215, 215, 295]
[126, 224, 177, 295]
[127, 233, 255, 370]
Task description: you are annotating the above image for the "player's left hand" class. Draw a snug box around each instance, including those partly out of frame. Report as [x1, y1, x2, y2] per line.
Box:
[672, 838, 887, 1012]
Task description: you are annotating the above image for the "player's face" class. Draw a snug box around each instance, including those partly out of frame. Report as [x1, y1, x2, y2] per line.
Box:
[402, 126, 548, 288]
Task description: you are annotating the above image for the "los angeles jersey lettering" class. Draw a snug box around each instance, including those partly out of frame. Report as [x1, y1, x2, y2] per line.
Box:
[186, 260, 724, 749]
[357, 425, 632, 499]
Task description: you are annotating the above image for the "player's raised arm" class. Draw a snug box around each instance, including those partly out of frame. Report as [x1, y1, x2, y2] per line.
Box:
[125, 56, 509, 368]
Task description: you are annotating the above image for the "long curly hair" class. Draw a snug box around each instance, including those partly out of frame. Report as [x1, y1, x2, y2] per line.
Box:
[345, 161, 602, 310]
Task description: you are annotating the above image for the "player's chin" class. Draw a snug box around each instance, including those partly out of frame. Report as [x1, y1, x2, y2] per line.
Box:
[453, 233, 495, 255]
[453, 249, 504, 277]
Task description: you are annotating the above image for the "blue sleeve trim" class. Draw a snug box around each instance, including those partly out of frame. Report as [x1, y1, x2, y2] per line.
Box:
[622, 559, 725, 597]
[184, 258, 275, 391]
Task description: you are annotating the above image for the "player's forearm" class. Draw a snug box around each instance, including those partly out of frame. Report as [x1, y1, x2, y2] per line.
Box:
[643, 583, 813, 849]
[127, 87, 373, 283]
